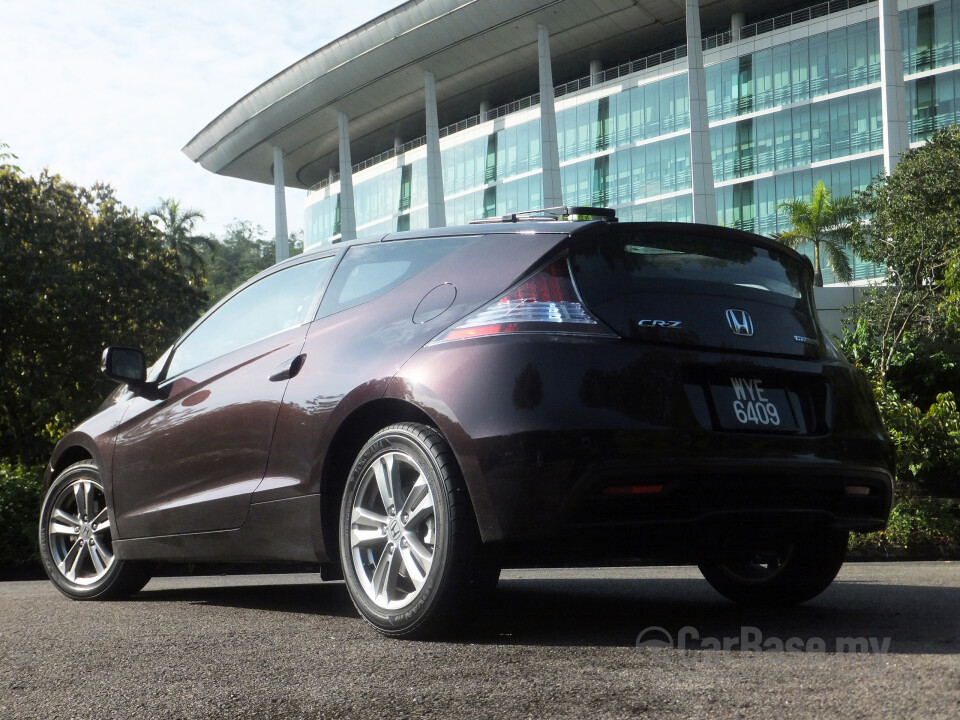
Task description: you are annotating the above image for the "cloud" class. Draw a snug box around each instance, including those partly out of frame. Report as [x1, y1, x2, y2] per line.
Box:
[0, 0, 399, 237]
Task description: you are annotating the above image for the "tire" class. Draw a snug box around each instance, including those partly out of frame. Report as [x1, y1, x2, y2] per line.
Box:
[38, 461, 152, 600]
[698, 530, 848, 607]
[339, 423, 494, 638]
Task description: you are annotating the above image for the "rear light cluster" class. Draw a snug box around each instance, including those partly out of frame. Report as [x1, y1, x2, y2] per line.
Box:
[432, 256, 616, 343]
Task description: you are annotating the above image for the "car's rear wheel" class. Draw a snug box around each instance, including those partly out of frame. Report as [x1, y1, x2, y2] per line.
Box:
[698, 530, 848, 606]
[339, 423, 492, 638]
[39, 461, 152, 600]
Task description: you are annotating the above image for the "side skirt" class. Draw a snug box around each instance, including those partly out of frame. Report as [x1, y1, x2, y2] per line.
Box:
[113, 494, 326, 564]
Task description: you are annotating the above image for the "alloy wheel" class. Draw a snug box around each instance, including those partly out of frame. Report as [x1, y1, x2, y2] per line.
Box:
[348, 449, 437, 610]
[44, 476, 115, 586]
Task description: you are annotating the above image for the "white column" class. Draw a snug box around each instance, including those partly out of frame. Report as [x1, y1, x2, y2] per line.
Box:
[273, 146, 289, 263]
[730, 12, 745, 41]
[880, 0, 909, 175]
[686, 0, 717, 224]
[337, 112, 357, 241]
[538, 25, 563, 208]
[590, 59, 604, 86]
[424, 71, 447, 228]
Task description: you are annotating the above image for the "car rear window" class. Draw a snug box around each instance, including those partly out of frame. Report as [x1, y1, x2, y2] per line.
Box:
[571, 228, 809, 303]
[317, 235, 478, 318]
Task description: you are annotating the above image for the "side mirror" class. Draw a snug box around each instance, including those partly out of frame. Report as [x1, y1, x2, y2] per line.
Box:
[101, 347, 164, 399]
[101, 347, 146, 384]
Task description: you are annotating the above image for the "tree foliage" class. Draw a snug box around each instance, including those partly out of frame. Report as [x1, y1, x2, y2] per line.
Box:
[199, 221, 303, 305]
[849, 125, 960, 379]
[0, 461, 42, 568]
[849, 497, 960, 557]
[0, 141, 21, 174]
[199, 220, 276, 303]
[775, 180, 858, 286]
[840, 126, 960, 498]
[147, 198, 215, 287]
[0, 169, 207, 462]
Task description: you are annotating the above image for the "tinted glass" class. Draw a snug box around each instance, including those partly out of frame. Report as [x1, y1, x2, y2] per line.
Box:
[166, 256, 334, 378]
[571, 229, 808, 302]
[317, 236, 478, 317]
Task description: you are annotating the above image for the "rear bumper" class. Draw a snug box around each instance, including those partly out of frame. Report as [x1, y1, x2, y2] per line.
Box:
[392, 336, 895, 558]
[466, 430, 892, 543]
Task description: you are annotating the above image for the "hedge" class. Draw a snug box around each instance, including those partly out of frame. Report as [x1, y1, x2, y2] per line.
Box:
[0, 461, 43, 569]
[848, 497, 960, 559]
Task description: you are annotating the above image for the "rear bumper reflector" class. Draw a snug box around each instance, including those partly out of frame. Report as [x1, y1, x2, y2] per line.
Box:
[602, 484, 664, 496]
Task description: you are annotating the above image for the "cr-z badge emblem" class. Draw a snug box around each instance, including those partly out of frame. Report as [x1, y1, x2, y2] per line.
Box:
[725, 309, 754, 337]
[638, 319, 682, 328]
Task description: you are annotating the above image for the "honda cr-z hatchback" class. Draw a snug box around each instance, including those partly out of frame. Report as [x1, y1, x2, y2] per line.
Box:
[40, 209, 894, 637]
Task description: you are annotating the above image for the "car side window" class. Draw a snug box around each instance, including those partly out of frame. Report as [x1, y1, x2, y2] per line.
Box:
[317, 236, 477, 318]
[165, 255, 334, 379]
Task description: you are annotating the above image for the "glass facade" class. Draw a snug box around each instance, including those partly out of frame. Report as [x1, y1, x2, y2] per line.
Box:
[908, 68, 960, 140]
[305, 0, 960, 283]
[903, 0, 960, 72]
[705, 20, 881, 121]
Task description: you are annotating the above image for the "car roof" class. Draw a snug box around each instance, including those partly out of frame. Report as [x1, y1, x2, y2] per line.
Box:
[298, 219, 813, 277]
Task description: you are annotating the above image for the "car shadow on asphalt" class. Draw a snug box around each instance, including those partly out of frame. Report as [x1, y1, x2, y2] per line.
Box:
[129, 570, 960, 652]
[464, 574, 960, 653]
[136, 577, 360, 619]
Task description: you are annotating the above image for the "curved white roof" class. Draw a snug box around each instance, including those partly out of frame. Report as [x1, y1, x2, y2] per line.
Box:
[183, 0, 798, 190]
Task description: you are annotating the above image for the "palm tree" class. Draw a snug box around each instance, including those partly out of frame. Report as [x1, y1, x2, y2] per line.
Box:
[0, 141, 20, 172]
[775, 181, 858, 287]
[147, 198, 215, 286]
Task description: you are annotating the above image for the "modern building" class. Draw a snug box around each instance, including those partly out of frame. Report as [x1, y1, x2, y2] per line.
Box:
[184, 0, 960, 286]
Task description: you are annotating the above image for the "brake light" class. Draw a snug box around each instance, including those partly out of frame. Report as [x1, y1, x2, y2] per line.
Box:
[431, 257, 615, 343]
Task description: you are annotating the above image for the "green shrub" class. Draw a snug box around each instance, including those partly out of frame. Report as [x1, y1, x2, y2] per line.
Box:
[0, 461, 44, 568]
[872, 384, 960, 498]
[850, 498, 960, 558]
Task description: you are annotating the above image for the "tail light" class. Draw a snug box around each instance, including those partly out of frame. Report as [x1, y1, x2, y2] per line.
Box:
[430, 256, 616, 344]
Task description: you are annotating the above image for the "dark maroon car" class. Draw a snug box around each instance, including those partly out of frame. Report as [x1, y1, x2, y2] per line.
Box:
[39, 208, 894, 637]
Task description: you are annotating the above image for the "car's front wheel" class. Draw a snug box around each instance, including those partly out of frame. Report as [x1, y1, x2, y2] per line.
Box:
[339, 423, 492, 638]
[39, 461, 152, 600]
[698, 530, 848, 606]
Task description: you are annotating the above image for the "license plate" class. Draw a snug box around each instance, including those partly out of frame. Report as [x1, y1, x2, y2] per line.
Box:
[711, 376, 799, 432]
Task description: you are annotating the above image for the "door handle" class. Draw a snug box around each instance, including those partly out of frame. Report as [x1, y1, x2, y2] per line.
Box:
[268, 354, 306, 382]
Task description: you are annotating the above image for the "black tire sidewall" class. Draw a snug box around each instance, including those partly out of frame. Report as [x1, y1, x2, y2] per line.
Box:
[339, 424, 457, 637]
[699, 531, 848, 606]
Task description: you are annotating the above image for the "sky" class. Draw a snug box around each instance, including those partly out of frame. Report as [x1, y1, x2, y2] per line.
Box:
[0, 0, 401, 238]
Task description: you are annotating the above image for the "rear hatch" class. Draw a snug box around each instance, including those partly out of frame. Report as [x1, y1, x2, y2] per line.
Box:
[569, 223, 821, 359]
[568, 222, 826, 435]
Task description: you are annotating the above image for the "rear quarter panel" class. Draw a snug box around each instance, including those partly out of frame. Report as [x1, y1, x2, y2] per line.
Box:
[260, 230, 568, 501]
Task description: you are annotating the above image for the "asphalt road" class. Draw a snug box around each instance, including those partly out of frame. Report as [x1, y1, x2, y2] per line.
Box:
[1, 562, 958, 719]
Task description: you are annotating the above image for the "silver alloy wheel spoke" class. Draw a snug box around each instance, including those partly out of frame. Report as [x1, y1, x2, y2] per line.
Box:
[73, 482, 88, 519]
[400, 477, 431, 526]
[88, 536, 111, 574]
[373, 454, 402, 514]
[59, 540, 83, 582]
[397, 547, 427, 590]
[351, 506, 388, 547]
[398, 535, 432, 589]
[50, 508, 81, 536]
[371, 543, 401, 604]
[91, 507, 110, 531]
[350, 448, 437, 611]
